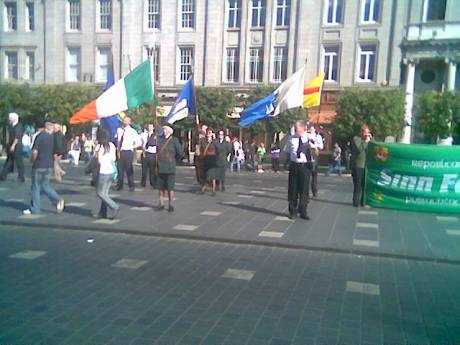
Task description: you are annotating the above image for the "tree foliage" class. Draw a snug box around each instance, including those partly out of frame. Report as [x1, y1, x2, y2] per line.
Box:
[416, 91, 460, 143]
[195, 87, 238, 131]
[333, 88, 405, 143]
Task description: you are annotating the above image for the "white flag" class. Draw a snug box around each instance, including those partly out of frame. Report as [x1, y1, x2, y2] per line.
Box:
[271, 66, 305, 117]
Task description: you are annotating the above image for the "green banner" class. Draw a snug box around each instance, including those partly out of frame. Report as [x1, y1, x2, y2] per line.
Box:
[365, 142, 460, 214]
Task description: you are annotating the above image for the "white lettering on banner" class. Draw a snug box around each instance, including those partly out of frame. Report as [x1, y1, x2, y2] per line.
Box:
[377, 170, 434, 192]
[440, 174, 460, 193]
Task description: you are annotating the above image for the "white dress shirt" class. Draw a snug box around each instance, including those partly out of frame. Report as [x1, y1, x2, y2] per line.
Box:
[307, 132, 324, 150]
[117, 126, 141, 151]
[284, 133, 311, 163]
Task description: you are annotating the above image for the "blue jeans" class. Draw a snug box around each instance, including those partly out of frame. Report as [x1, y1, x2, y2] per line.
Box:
[30, 168, 61, 214]
[232, 158, 241, 173]
[97, 174, 118, 216]
[328, 160, 342, 176]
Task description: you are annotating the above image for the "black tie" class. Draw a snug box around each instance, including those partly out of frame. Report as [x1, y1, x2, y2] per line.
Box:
[296, 137, 302, 159]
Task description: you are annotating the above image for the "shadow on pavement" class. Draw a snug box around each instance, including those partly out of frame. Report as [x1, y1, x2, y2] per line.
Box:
[219, 201, 286, 217]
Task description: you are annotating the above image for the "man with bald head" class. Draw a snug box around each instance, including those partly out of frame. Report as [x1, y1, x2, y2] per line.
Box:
[116, 116, 141, 191]
[0, 112, 25, 182]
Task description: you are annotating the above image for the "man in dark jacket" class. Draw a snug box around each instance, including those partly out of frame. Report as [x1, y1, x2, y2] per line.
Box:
[0, 112, 25, 182]
[351, 125, 372, 207]
[53, 123, 67, 182]
[214, 130, 232, 192]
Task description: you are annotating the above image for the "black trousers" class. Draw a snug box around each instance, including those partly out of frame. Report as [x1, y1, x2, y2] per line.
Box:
[288, 162, 311, 216]
[0, 148, 24, 180]
[117, 150, 135, 189]
[141, 155, 157, 187]
[311, 170, 318, 196]
[352, 168, 365, 206]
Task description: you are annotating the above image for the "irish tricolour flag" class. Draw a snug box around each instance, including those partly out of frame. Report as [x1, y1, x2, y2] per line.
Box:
[70, 60, 155, 124]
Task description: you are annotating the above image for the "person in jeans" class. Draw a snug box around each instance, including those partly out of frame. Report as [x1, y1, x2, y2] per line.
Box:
[23, 119, 65, 215]
[0, 112, 25, 182]
[327, 143, 342, 176]
[94, 129, 119, 219]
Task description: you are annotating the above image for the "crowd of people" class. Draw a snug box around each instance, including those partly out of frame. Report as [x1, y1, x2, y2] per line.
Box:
[0, 111, 372, 220]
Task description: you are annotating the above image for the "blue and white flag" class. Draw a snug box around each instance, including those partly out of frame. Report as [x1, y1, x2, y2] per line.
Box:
[238, 66, 305, 127]
[166, 77, 196, 124]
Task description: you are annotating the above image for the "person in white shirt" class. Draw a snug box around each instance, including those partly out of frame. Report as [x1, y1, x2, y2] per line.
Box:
[284, 120, 314, 220]
[116, 116, 141, 191]
[140, 123, 157, 188]
[232, 137, 241, 173]
[95, 128, 119, 219]
[307, 125, 324, 197]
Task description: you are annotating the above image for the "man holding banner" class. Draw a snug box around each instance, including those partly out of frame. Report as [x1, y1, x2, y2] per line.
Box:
[351, 125, 372, 207]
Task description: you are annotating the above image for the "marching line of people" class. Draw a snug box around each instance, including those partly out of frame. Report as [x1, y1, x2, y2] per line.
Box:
[1, 112, 371, 221]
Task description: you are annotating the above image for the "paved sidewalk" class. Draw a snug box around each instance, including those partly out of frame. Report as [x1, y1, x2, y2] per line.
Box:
[1, 164, 460, 263]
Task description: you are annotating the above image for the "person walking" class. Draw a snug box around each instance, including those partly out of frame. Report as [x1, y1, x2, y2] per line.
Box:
[140, 123, 157, 188]
[284, 120, 313, 220]
[200, 128, 217, 196]
[270, 143, 281, 173]
[53, 123, 67, 182]
[327, 143, 342, 176]
[94, 129, 119, 219]
[156, 126, 182, 212]
[0, 112, 25, 182]
[231, 137, 241, 173]
[23, 119, 65, 215]
[307, 126, 324, 197]
[116, 116, 141, 191]
[194, 124, 208, 188]
[215, 130, 232, 192]
[351, 125, 372, 207]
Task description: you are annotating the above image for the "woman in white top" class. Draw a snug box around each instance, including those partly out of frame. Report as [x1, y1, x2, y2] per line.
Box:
[94, 129, 119, 219]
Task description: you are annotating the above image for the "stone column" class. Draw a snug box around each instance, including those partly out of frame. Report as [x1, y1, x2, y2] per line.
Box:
[447, 59, 457, 91]
[402, 59, 416, 144]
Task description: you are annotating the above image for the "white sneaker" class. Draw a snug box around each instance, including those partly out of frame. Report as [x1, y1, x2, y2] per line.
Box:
[23, 209, 32, 215]
[56, 199, 65, 214]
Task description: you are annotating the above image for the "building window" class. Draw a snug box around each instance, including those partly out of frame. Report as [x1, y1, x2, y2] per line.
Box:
[66, 48, 81, 82]
[225, 48, 239, 82]
[324, 0, 342, 25]
[146, 46, 160, 81]
[4, 2, 17, 31]
[146, 0, 160, 29]
[25, 2, 34, 31]
[323, 46, 339, 82]
[249, 48, 263, 82]
[96, 47, 111, 83]
[361, 0, 379, 23]
[275, 0, 290, 27]
[251, 0, 266, 28]
[98, 0, 112, 30]
[357, 45, 376, 82]
[5, 52, 18, 80]
[67, 0, 81, 31]
[25, 52, 35, 81]
[181, 0, 195, 29]
[424, 0, 446, 21]
[179, 47, 193, 81]
[273, 47, 287, 82]
[228, 0, 241, 29]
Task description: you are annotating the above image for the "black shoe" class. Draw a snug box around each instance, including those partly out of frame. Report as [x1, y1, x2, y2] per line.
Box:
[93, 213, 106, 219]
[300, 214, 310, 220]
[116, 186, 123, 191]
[141, 182, 146, 187]
[312, 192, 317, 197]
[288, 212, 297, 220]
[158, 205, 165, 211]
[168, 205, 174, 213]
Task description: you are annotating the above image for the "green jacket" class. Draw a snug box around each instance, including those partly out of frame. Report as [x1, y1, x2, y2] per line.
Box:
[351, 136, 369, 169]
[157, 136, 182, 174]
[214, 140, 232, 167]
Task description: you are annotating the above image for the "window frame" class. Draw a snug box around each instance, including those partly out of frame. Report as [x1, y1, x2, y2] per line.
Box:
[144, 0, 161, 31]
[178, 46, 194, 83]
[356, 44, 377, 83]
[66, 47, 81, 82]
[145, 45, 160, 82]
[4, 2, 17, 32]
[275, 0, 291, 28]
[422, 0, 446, 22]
[25, 51, 35, 81]
[225, 47, 240, 83]
[360, 0, 380, 25]
[97, 0, 112, 32]
[251, 0, 266, 28]
[66, 0, 81, 32]
[272, 46, 288, 82]
[248, 47, 264, 83]
[180, 0, 195, 30]
[96, 47, 111, 83]
[4, 51, 18, 80]
[323, 0, 343, 26]
[25, 2, 34, 31]
[322, 45, 340, 83]
[227, 0, 241, 29]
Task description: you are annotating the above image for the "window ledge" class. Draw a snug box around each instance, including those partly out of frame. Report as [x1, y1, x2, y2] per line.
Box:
[250, 27, 265, 31]
[226, 27, 241, 32]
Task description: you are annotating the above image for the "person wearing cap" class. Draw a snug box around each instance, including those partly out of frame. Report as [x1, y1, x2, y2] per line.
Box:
[0, 112, 25, 182]
[156, 125, 182, 212]
[23, 118, 65, 215]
